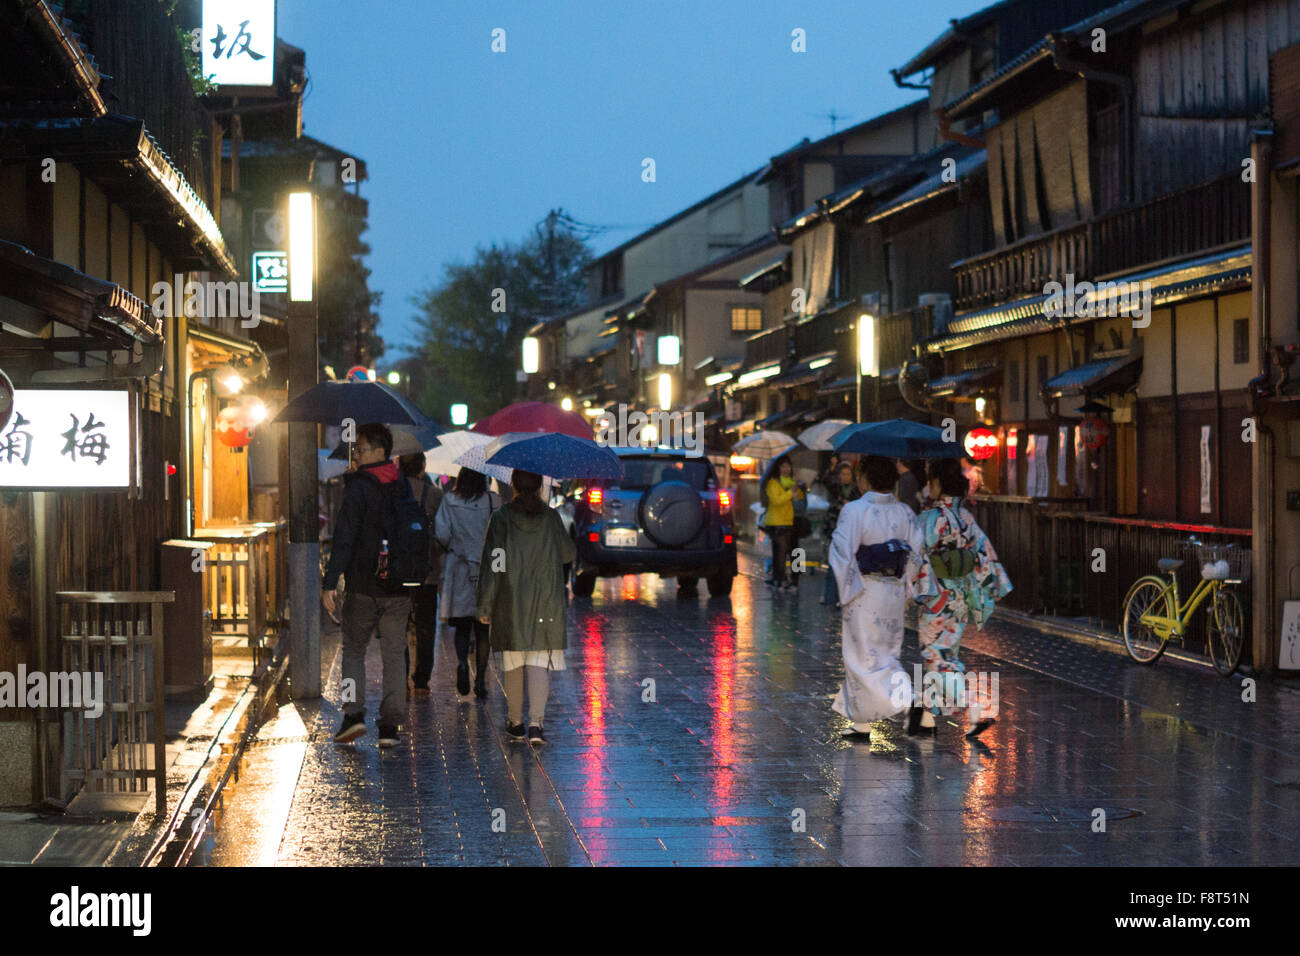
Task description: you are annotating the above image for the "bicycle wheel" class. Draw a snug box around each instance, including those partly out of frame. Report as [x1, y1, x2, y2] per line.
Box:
[1123, 577, 1172, 664]
[1209, 588, 1245, 676]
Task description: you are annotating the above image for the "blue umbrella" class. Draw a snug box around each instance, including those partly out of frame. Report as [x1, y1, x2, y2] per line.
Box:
[484, 432, 624, 480]
[831, 419, 963, 458]
[273, 380, 428, 427]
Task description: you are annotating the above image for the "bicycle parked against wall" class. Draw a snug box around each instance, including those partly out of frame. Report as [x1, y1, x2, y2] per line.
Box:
[1122, 536, 1247, 675]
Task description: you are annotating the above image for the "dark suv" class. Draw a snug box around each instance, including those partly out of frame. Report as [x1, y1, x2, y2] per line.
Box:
[570, 447, 737, 597]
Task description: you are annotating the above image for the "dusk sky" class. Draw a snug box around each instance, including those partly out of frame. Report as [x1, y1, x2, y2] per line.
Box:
[274, 1, 977, 360]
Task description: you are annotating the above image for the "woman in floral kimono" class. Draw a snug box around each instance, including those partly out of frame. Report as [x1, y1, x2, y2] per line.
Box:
[909, 457, 1012, 739]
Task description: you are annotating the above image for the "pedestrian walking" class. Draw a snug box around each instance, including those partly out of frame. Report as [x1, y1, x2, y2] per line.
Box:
[909, 457, 1012, 739]
[323, 423, 416, 748]
[821, 458, 861, 606]
[895, 459, 923, 514]
[477, 469, 575, 745]
[764, 457, 804, 590]
[435, 467, 499, 698]
[400, 452, 443, 693]
[829, 455, 924, 741]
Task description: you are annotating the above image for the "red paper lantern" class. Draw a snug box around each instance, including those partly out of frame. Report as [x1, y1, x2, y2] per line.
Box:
[215, 404, 255, 448]
[1080, 416, 1110, 449]
[964, 426, 999, 461]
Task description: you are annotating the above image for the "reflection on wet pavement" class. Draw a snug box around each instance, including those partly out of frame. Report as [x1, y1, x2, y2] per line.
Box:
[198, 555, 1300, 866]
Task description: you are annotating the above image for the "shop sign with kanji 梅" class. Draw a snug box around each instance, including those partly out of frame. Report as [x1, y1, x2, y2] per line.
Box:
[0, 390, 132, 489]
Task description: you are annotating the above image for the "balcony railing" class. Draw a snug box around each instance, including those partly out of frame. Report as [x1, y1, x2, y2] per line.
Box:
[952, 173, 1251, 312]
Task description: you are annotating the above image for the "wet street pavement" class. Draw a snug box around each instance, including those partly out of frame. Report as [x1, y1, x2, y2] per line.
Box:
[194, 552, 1300, 866]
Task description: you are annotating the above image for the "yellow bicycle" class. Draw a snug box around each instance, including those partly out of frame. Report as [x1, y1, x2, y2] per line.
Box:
[1122, 536, 1246, 676]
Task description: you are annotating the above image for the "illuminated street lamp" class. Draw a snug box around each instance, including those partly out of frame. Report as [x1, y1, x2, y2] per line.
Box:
[287, 189, 321, 699]
[658, 373, 673, 410]
[450, 403, 468, 426]
[386, 370, 401, 386]
[522, 336, 540, 374]
[288, 192, 315, 303]
[561, 396, 574, 412]
[856, 314, 877, 422]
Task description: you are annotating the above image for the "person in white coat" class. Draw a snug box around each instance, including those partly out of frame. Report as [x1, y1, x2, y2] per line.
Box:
[829, 455, 924, 741]
[435, 468, 500, 697]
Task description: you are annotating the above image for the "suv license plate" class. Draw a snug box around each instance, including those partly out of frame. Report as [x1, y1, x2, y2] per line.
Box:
[605, 528, 638, 548]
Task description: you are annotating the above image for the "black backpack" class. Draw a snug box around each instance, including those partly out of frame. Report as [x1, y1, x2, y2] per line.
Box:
[372, 476, 431, 592]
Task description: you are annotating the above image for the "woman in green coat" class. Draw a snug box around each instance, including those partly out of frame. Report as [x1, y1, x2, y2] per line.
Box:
[477, 469, 575, 745]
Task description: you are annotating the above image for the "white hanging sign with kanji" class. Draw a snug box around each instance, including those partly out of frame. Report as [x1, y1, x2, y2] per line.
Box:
[0, 390, 132, 488]
[202, 0, 276, 88]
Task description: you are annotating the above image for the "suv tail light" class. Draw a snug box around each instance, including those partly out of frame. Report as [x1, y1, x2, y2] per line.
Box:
[717, 489, 731, 514]
[587, 487, 603, 515]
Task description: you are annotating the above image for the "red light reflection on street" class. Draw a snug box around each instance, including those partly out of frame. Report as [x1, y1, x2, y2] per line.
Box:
[707, 615, 738, 815]
[575, 614, 608, 817]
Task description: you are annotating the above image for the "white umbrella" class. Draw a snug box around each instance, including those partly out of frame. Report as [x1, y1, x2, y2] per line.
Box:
[452, 439, 515, 483]
[798, 418, 853, 451]
[424, 430, 489, 477]
[732, 430, 797, 459]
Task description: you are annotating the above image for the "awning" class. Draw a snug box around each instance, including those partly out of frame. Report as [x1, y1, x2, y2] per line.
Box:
[927, 244, 1252, 353]
[925, 365, 1001, 398]
[739, 253, 791, 292]
[867, 152, 987, 224]
[817, 375, 857, 395]
[1042, 348, 1142, 400]
[732, 364, 782, 390]
[755, 408, 802, 430]
[772, 350, 837, 388]
[0, 115, 236, 276]
[188, 322, 270, 381]
[0, 238, 159, 384]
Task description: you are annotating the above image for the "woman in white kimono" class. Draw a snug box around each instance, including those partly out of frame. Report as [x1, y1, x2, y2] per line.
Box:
[829, 455, 924, 741]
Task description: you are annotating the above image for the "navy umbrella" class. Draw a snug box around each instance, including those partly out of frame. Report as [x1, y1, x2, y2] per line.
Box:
[831, 419, 963, 459]
[484, 432, 624, 480]
[273, 380, 428, 427]
[327, 419, 446, 461]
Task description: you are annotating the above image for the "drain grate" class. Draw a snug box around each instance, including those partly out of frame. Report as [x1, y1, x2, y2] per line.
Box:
[984, 805, 1143, 823]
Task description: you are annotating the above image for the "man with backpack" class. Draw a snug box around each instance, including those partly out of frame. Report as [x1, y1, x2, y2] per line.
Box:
[323, 423, 430, 747]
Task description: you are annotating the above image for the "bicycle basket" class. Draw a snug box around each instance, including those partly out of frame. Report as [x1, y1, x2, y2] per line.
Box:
[1192, 542, 1251, 582]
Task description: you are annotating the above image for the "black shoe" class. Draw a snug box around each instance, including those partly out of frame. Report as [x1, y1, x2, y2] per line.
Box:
[377, 723, 399, 748]
[333, 713, 366, 744]
[527, 725, 546, 746]
[457, 662, 470, 696]
[906, 706, 924, 736]
[841, 727, 871, 742]
[965, 717, 996, 739]
[474, 674, 488, 699]
[506, 722, 527, 742]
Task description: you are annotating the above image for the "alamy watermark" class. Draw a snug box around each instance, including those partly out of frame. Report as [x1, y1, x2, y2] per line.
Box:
[889, 664, 999, 716]
[150, 275, 262, 328]
[595, 405, 705, 457]
[1044, 273, 1153, 328]
[0, 666, 104, 718]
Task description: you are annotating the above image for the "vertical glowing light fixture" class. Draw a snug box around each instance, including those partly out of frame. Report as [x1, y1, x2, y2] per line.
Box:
[522, 336, 540, 374]
[288, 191, 315, 302]
[858, 314, 878, 377]
[658, 373, 672, 410]
[450, 403, 468, 426]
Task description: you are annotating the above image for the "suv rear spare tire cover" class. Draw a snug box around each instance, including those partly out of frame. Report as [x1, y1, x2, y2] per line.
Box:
[639, 480, 705, 547]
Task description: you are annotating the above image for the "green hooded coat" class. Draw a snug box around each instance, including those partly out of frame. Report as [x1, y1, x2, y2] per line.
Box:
[476, 499, 576, 652]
